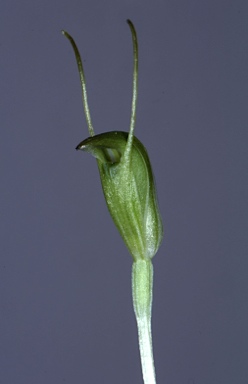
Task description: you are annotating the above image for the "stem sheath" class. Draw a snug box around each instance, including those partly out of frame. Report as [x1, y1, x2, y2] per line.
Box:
[132, 260, 156, 384]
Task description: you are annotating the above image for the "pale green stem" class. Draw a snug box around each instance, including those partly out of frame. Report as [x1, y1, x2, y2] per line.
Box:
[132, 260, 156, 384]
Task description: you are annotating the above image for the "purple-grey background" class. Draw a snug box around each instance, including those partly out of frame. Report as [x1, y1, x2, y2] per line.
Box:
[1, 1, 248, 383]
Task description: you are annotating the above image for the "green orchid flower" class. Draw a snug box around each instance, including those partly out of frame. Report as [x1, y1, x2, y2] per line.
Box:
[62, 20, 163, 384]
[76, 131, 163, 261]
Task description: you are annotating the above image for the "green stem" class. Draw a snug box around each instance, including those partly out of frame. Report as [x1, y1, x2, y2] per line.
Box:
[132, 260, 156, 384]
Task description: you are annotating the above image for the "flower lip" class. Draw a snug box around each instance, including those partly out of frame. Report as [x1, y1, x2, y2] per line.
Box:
[76, 131, 129, 164]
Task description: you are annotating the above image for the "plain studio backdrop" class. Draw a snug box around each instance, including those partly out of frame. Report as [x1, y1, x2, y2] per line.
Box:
[1, 1, 248, 383]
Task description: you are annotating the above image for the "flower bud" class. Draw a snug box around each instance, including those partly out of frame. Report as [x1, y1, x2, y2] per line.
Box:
[76, 131, 163, 261]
